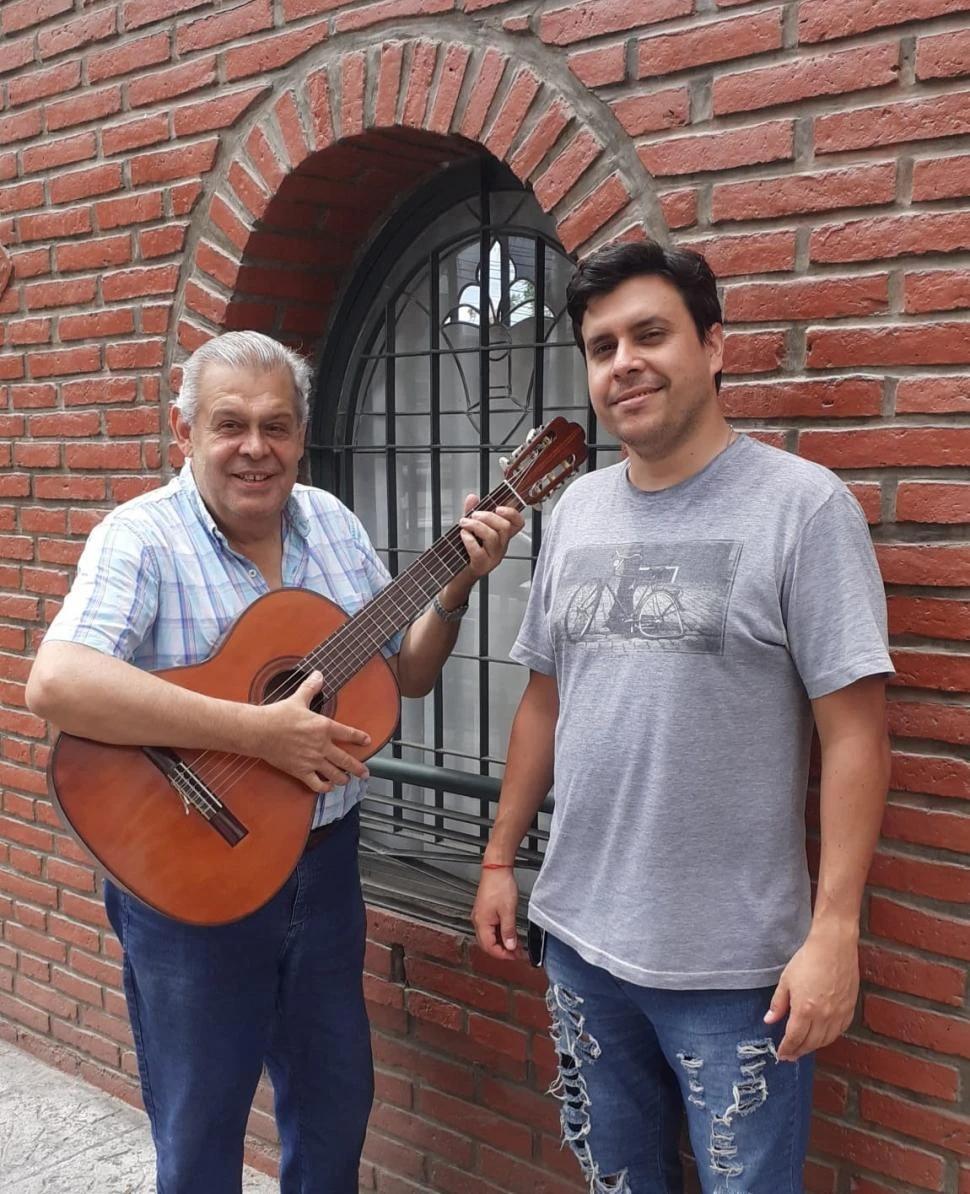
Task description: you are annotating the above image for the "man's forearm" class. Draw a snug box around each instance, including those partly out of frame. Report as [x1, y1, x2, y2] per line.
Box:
[27, 641, 262, 754]
[485, 671, 558, 864]
[812, 702, 888, 936]
[809, 677, 891, 933]
[395, 595, 465, 697]
[813, 729, 891, 933]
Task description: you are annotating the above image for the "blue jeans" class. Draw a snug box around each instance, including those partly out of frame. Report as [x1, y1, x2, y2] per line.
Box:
[104, 807, 372, 1194]
[542, 933, 814, 1194]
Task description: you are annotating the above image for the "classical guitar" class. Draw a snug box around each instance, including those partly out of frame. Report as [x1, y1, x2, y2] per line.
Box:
[48, 418, 587, 925]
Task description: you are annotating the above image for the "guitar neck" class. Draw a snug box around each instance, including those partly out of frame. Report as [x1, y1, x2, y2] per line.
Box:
[307, 480, 524, 698]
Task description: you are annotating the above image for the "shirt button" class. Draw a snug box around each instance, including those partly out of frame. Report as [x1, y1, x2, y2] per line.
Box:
[248, 569, 257, 577]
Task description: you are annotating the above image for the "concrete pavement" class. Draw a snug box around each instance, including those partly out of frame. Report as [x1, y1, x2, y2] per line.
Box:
[0, 1038, 278, 1193]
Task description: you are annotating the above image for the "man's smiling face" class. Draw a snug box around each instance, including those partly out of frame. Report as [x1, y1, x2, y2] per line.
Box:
[171, 362, 304, 544]
[581, 273, 723, 462]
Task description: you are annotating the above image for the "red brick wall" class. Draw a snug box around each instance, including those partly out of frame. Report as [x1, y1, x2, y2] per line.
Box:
[1, 2, 969, 1192]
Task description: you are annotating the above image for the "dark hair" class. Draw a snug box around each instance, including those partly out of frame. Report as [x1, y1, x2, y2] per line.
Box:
[566, 240, 723, 390]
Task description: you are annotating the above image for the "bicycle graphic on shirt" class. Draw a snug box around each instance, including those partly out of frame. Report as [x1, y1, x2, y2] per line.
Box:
[564, 550, 685, 642]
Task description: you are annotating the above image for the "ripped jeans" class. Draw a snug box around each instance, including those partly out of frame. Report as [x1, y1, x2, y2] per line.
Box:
[542, 933, 814, 1194]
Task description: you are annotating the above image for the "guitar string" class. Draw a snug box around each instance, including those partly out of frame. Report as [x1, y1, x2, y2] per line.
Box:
[187, 530, 473, 799]
[157, 433, 579, 827]
[186, 512, 496, 798]
[185, 455, 569, 800]
[200, 547, 472, 798]
[187, 562, 464, 800]
[180, 481, 526, 804]
[187, 492, 504, 795]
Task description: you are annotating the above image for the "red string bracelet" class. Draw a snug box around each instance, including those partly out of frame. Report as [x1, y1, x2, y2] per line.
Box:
[481, 861, 514, 869]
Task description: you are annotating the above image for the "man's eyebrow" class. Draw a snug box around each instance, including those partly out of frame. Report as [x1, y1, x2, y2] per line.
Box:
[586, 316, 670, 347]
[208, 403, 294, 422]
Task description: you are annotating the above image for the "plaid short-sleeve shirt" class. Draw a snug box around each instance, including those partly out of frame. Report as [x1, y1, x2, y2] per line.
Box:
[44, 463, 403, 827]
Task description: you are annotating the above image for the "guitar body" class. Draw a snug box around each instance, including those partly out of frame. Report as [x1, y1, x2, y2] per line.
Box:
[49, 588, 401, 926]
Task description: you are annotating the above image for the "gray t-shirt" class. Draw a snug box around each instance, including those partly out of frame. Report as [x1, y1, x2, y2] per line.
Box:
[513, 435, 893, 990]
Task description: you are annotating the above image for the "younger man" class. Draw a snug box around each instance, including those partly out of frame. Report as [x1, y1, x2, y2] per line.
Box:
[473, 242, 892, 1193]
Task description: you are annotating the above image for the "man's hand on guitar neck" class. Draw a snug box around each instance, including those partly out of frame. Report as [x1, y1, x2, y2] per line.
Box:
[249, 669, 371, 794]
[396, 496, 525, 698]
[454, 494, 525, 589]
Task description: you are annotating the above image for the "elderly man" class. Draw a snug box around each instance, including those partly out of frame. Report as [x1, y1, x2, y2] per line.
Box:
[27, 331, 523, 1194]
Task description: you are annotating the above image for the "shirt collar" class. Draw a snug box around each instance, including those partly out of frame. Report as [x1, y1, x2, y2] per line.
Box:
[176, 462, 310, 545]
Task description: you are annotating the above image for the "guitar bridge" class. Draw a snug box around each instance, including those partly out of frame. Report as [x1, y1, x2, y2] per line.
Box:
[142, 747, 249, 847]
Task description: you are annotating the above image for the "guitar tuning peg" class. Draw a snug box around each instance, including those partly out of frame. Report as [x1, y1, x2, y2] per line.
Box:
[498, 456, 510, 470]
[525, 427, 540, 442]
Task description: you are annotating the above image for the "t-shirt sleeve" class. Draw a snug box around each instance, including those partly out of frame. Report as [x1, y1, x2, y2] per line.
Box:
[510, 517, 557, 676]
[43, 516, 160, 663]
[347, 510, 406, 658]
[782, 488, 894, 699]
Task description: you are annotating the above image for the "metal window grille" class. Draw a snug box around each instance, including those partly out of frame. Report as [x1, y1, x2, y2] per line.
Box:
[309, 158, 618, 928]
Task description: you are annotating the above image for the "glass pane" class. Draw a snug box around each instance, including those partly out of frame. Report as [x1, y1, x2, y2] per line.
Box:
[439, 448, 479, 518]
[351, 450, 387, 550]
[395, 452, 431, 547]
[545, 252, 580, 347]
[490, 190, 546, 228]
[544, 340, 589, 417]
[439, 318, 480, 439]
[398, 688, 430, 748]
[394, 270, 431, 359]
[596, 443, 624, 466]
[354, 342, 385, 417]
[485, 555, 533, 659]
[439, 653, 481, 760]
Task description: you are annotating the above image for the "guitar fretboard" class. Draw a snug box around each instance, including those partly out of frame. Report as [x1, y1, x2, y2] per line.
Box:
[303, 480, 522, 698]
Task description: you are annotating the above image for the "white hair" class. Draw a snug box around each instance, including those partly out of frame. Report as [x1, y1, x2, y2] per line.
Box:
[176, 331, 312, 425]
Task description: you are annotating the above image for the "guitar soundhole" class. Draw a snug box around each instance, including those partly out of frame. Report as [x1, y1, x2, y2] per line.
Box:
[253, 662, 337, 720]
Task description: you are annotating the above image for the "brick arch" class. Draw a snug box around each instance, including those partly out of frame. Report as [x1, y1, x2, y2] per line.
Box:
[170, 36, 655, 376]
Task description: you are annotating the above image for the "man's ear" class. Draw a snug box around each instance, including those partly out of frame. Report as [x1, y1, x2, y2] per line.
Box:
[170, 404, 193, 457]
[706, 323, 725, 376]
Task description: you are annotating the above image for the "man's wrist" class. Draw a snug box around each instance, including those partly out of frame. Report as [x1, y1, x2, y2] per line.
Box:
[438, 574, 474, 609]
[433, 572, 476, 618]
[431, 593, 468, 623]
[482, 839, 519, 868]
[808, 907, 861, 940]
[235, 699, 268, 756]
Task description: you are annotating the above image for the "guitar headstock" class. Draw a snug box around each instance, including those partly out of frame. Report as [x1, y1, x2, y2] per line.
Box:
[500, 417, 588, 507]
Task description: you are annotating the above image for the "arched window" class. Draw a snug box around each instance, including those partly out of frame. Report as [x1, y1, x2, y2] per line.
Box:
[310, 156, 617, 927]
